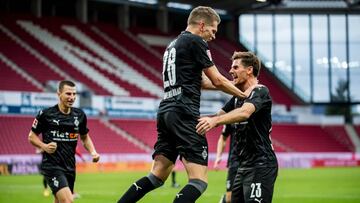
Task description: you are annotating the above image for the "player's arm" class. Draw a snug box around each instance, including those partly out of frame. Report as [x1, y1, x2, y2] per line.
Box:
[75, 147, 86, 162]
[214, 134, 227, 170]
[28, 131, 57, 154]
[80, 133, 100, 162]
[213, 110, 227, 169]
[201, 72, 216, 89]
[203, 66, 252, 98]
[196, 102, 255, 135]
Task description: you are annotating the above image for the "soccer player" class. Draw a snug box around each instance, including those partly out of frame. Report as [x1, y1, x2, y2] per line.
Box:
[28, 80, 100, 203]
[213, 124, 238, 203]
[117, 6, 253, 203]
[171, 170, 180, 188]
[197, 51, 278, 203]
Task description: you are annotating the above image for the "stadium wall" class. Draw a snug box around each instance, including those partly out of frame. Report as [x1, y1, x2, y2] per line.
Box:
[1, 152, 360, 175]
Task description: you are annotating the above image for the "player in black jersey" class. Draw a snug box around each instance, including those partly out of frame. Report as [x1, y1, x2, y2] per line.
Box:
[28, 80, 100, 203]
[197, 52, 278, 203]
[117, 6, 253, 203]
[214, 124, 239, 203]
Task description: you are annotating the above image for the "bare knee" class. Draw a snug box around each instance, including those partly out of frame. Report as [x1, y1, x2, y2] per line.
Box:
[55, 188, 73, 203]
[151, 155, 174, 181]
[55, 196, 73, 203]
[182, 158, 207, 182]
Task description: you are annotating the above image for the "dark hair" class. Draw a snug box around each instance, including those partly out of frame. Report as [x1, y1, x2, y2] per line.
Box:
[58, 80, 76, 92]
[187, 6, 221, 26]
[231, 51, 261, 77]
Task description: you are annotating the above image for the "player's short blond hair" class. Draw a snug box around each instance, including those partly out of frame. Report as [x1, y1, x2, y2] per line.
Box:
[232, 51, 261, 77]
[187, 6, 221, 26]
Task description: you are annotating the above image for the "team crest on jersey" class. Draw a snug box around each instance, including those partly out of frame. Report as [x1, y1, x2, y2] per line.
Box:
[201, 146, 208, 160]
[74, 117, 79, 127]
[32, 118, 38, 129]
[206, 50, 213, 61]
[52, 177, 59, 187]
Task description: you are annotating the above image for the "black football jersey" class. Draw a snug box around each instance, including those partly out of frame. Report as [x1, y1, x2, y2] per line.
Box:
[31, 105, 89, 172]
[222, 86, 277, 170]
[158, 31, 214, 117]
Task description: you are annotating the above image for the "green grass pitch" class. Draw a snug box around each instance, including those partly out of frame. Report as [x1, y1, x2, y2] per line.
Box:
[1, 167, 360, 203]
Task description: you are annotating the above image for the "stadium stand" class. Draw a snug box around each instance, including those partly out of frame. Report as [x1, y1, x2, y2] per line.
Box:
[109, 119, 157, 149]
[271, 124, 351, 152]
[0, 115, 36, 154]
[0, 12, 356, 167]
[0, 23, 63, 87]
[355, 125, 360, 139]
[94, 23, 164, 78]
[0, 59, 41, 92]
[0, 115, 146, 154]
[85, 119, 146, 153]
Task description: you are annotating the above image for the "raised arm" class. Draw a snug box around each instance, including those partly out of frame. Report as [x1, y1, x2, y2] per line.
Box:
[203, 66, 249, 98]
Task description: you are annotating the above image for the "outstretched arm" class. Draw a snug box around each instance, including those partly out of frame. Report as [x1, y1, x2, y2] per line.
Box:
[196, 102, 255, 135]
[203, 66, 253, 98]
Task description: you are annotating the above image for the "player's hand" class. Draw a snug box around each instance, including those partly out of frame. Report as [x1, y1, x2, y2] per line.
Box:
[44, 142, 57, 154]
[213, 157, 222, 170]
[196, 117, 217, 135]
[91, 151, 100, 163]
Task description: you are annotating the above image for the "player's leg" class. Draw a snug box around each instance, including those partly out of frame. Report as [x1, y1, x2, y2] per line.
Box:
[221, 165, 237, 203]
[54, 187, 73, 203]
[169, 112, 209, 203]
[231, 170, 245, 203]
[171, 170, 180, 188]
[117, 155, 173, 203]
[44, 170, 74, 203]
[173, 158, 208, 203]
[242, 167, 278, 203]
[117, 112, 176, 203]
[43, 175, 50, 197]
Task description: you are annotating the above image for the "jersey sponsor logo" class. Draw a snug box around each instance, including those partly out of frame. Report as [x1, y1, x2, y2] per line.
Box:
[32, 118, 38, 129]
[50, 130, 79, 141]
[52, 119, 60, 125]
[163, 87, 182, 99]
[206, 50, 213, 61]
[254, 198, 263, 203]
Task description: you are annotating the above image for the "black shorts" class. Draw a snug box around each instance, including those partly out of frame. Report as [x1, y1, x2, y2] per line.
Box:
[231, 166, 278, 203]
[43, 169, 75, 195]
[153, 111, 208, 166]
[226, 164, 239, 192]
